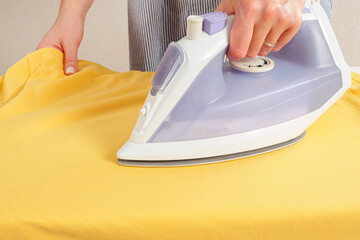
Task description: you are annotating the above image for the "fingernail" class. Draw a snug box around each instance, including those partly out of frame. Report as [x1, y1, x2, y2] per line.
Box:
[65, 66, 75, 75]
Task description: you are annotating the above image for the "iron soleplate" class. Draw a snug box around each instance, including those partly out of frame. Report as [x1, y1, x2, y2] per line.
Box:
[118, 131, 306, 167]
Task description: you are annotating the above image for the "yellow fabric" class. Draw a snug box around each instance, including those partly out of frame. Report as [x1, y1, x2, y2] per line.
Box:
[1, 48, 360, 239]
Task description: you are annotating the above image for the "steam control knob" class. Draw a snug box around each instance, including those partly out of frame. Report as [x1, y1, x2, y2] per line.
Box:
[229, 56, 275, 73]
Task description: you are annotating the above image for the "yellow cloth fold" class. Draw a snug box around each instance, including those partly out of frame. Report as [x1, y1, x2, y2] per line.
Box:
[1, 48, 360, 239]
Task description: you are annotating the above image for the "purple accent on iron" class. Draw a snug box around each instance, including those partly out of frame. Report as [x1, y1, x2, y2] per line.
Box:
[151, 42, 184, 95]
[202, 12, 227, 35]
[150, 87, 158, 96]
[149, 20, 342, 143]
[303, 7, 311, 14]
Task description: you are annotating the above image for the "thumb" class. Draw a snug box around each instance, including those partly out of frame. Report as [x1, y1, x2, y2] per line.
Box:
[63, 44, 78, 75]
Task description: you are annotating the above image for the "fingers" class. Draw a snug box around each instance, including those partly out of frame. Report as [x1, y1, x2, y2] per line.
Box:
[35, 10, 84, 76]
[247, 22, 271, 58]
[258, 27, 285, 56]
[36, 35, 63, 52]
[272, 25, 301, 52]
[36, 39, 79, 75]
[227, 13, 254, 61]
[36, 43, 63, 52]
[63, 43, 78, 75]
[216, 1, 235, 15]
[222, 0, 303, 60]
[259, 17, 301, 56]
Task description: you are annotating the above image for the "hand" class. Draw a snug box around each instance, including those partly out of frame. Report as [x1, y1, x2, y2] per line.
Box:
[216, 0, 305, 60]
[37, 13, 84, 75]
[36, 0, 93, 75]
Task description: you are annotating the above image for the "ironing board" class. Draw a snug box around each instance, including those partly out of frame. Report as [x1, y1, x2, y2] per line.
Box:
[1, 48, 360, 239]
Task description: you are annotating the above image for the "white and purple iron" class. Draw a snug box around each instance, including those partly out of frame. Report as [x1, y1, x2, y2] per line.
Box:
[118, 1, 351, 167]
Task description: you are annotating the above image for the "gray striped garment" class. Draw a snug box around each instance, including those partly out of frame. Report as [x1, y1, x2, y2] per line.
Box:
[128, 0, 334, 71]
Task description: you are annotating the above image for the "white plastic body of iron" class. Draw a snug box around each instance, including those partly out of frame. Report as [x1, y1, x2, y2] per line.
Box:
[117, 1, 351, 165]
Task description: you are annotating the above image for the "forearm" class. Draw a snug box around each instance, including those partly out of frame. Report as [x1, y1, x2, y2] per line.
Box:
[58, 0, 94, 21]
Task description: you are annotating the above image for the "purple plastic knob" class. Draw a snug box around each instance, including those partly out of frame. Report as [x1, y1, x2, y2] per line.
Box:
[202, 12, 227, 35]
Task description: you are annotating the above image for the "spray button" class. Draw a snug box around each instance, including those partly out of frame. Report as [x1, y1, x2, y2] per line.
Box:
[140, 107, 147, 116]
[140, 102, 151, 117]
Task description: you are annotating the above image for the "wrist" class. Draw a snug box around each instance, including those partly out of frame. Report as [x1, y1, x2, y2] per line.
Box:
[59, 0, 94, 21]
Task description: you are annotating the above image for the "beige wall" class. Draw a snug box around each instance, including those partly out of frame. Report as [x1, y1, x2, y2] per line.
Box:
[333, 0, 360, 66]
[0, 0, 359, 75]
